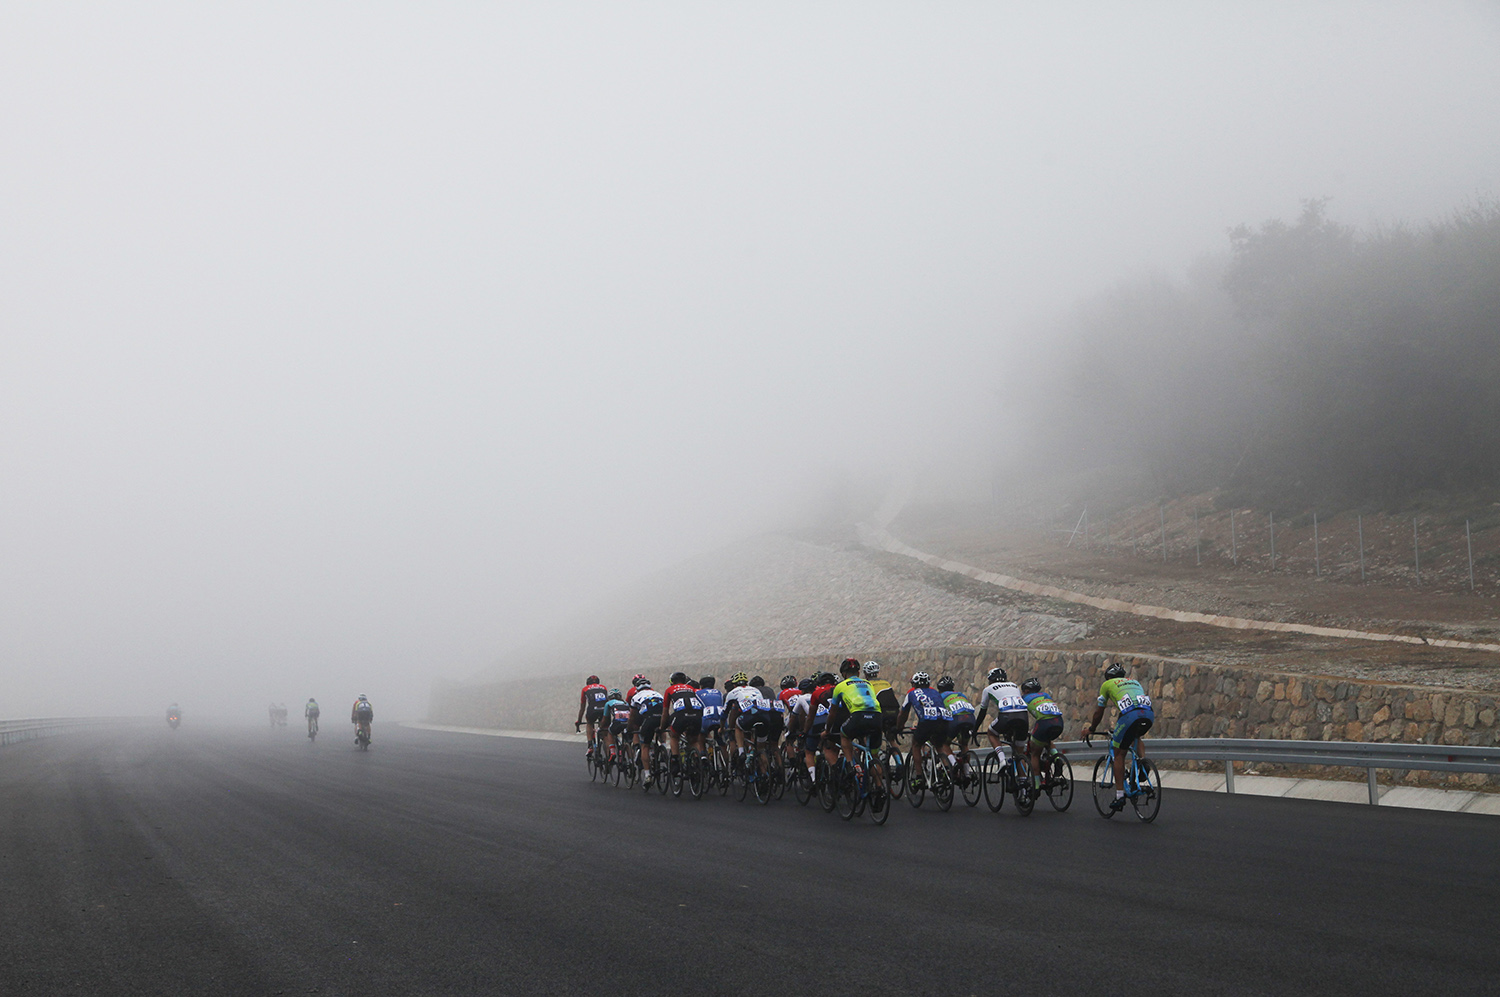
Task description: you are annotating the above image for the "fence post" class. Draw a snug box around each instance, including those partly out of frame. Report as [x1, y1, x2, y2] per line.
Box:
[1313, 512, 1320, 577]
[1468, 519, 1475, 590]
[1225, 760, 1236, 794]
[1367, 768, 1379, 805]
[1161, 505, 1167, 563]
[1358, 514, 1366, 582]
[1195, 506, 1201, 565]
[1269, 512, 1276, 570]
[1231, 510, 1237, 564]
[1414, 517, 1420, 584]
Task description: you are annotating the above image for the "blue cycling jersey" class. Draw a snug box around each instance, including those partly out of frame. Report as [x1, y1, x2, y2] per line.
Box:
[698, 688, 724, 727]
[904, 687, 952, 721]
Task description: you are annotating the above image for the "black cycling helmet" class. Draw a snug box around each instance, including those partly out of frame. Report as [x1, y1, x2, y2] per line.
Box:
[1021, 678, 1041, 694]
[987, 667, 1007, 684]
[780, 674, 797, 689]
[839, 658, 860, 676]
[1104, 661, 1126, 679]
[749, 675, 765, 688]
[632, 673, 648, 687]
[670, 671, 688, 685]
[936, 676, 954, 692]
[817, 672, 837, 686]
[798, 678, 815, 693]
[688, 678, 699, 689]
[586, 674, 600, 685]
[700, 675, 717, 689]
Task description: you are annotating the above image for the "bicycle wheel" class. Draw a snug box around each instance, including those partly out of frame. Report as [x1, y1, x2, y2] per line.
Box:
[714, 745, 730, 795]
[817, 755, 838, 813]
[670, 751, 685, 797]
[1132, 758, 1162, 823]
[836, 762, 859, 821]
[932, 757, 954, 812]
[791, 761, 813, 806]
[868, 757, 892, 825]
[959, 752, 982, 807]
[905, 750, 926, 808]
[587, 740, 597, 780]
[1013, 757, 1035, 816]
[754, 752, 774, 805]
[983, 752, 1006, 812]
[1092, 755, 1118, 818]
[611, 750, 624, 787]
[884, 747, 906, 800]
[771, 752, 788, 801]
[1046, 753, 1073, 811]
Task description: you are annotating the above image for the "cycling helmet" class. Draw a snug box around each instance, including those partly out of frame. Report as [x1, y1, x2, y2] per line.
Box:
[780, 674, 797, 690]
[670, 671, 688, 684]
[586, 674, 600, 684]
[798, 678, 815, 693]
[637, 678, 652, 689]
[1020, 678, 1041, 694]
[936, 676, 954, 692]
[839, 658, 860, 676]
[608, 688, 622, 699]
[1104, 661, 1126, 679]
[700, 675, 717, 689]
[749, 676, 765, 688]
[358, 694, 368, 701]
[632, 674, 648, 687]
[688, 678, 700, 689]
[817, 672, 837, 686]
[862, 660, 881, 678]
[911, 671, 931, 687]
[729, 671, 749, 686]
[987, 667, 1007, 684]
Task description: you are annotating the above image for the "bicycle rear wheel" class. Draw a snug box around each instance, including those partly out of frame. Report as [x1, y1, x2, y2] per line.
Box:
[670, 751, 685, 797]
[868, 757, 891, 825]
[982, 752, 1006, 812]
[1132, 758, 1162, 823]
[959, 752, 982, 807]
[884, 747, 906, 800]
[1046, 753, 1073, 811]
[1012, 757, 1035, 816]
[905, 750, 926, 808]
[932, 757, 954, 812]
[836, 762, 859, 821]
[1092, 755, 1118, 818]
[754, 752, 774, 805]
[817, 755, 838, 813]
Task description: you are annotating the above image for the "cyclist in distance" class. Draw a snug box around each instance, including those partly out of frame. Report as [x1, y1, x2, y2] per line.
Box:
[861, 661, 901, 739]
[937, 676, 977, 776]
[1020, 678, 1065, 791]
[974, 667, 1029, 762]
[305, 698, 320, 736]
[897, 671, 951, 786]
[824, 659, 886, 789]
[351, 695, 373, 743]
[602, 688, 629, 759]
[1083, 661, 1156, 812]
[660, 671, 706, 769]
[808, 670, 842, 774]
[628, 676, 664, 786]
[697, 676, 724, 747]
[722, 672, 783, 759]
[575, 675, 609, 745]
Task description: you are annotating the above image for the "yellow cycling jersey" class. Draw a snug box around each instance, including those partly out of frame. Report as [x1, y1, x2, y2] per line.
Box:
[832, 677, 881, 714]
[866, 679, 893, 701]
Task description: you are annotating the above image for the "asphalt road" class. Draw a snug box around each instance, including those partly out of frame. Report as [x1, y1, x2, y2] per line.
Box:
[1, 723, 1496, 996]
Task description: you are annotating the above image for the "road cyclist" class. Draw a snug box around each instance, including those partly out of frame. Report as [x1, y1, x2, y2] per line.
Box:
[1083, 661, 1159, 817]
[822, 658, 891, 821]
[628, 676, 665, 788]
[305, 698, 320, 741]
[897, 671, 954, 805]
[351, 695, 373, 749]
[659, 672, 707, 795]
[575, 675, 609, 758]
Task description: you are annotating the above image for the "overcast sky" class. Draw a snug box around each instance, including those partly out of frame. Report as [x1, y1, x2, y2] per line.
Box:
[2, 3, 1497, 719]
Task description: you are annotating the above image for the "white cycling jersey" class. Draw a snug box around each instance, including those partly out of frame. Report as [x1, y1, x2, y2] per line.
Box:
[725, 685, 769, 713]
[978, 681, 1027, 715]
[629, 687, 663, 711]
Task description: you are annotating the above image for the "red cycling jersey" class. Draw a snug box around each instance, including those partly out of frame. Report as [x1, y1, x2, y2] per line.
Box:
[663, 683, 701, 714]
[580, 683, 607, 708]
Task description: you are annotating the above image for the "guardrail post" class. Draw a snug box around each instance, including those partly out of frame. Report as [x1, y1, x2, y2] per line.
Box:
[1225, 760, 1235, 794]
[1367, 768, 1379, 805]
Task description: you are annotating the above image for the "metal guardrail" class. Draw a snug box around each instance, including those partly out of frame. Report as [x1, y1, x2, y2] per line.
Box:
[1044, 737, 1500, 805]
[0, 717, 151, 747]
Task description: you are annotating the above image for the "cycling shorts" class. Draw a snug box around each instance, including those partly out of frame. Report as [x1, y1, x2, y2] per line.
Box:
[669, 712, 703, 735]
[947, 718, 977, 743]
[638, 714, 661, 741]
[736, 710, 784, 740]
[1030, 718, 1064, 745]
[911, 718, 949, 746]
[881, 708, 900, 733]
[1110, 712, 1153, 751]
[841, 710, 884, 748]
[804, 730, 826, 754]
[608, 719, 629, 737]
[584, 706, 606, 723]
[988, 712, 1029, 742]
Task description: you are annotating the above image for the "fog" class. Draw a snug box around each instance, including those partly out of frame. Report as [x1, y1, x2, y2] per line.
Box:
[2, 4, 1496, 719]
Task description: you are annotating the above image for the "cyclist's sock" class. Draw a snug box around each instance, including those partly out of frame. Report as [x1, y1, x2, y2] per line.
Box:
[1114, 789, 1125, 799]
[807, 766, 816, 780]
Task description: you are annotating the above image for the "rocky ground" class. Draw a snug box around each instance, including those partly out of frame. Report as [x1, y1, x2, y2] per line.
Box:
[474, 532, 1086, 682]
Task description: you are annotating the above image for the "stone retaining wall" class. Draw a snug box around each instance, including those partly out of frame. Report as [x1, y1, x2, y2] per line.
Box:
[431, 646, 1499, 789]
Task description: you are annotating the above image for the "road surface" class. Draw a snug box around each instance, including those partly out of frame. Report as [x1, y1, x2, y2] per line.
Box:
[1, 724, 1496, 995]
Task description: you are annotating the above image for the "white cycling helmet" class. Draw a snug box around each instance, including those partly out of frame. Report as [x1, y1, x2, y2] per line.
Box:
[862, 661, 880, 678]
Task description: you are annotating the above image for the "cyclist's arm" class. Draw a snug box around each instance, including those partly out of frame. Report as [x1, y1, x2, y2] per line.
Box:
[723, 701, 740, 730]
[897, 701, 912, 728]
[575, 689, 588, 725]
[1084, 704, 1105, 737]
